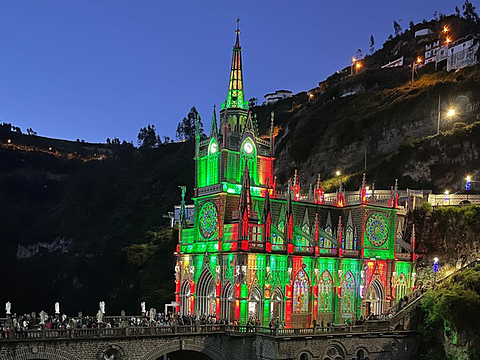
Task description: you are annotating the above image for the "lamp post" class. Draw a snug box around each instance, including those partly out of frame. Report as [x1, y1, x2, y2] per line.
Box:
[437, 99, 457, 135]
[433, 257, 439, 287]
[411, 57, 422, 86]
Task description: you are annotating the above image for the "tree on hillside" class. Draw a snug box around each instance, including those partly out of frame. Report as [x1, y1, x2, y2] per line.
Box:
[393, 20, 402, 36]
[356, 48, 363, 60]
[456, 5, 461, 16]
[433, 11, 438, 20]
[369, 35, 375, 53]
[137, 124, 161, 148]
[463, 0, 480, 23]
[248, 97, 258, 107]
[26, 128, 37, 136]
[176, 106, 204, 141]
[409, 20, 414, 29]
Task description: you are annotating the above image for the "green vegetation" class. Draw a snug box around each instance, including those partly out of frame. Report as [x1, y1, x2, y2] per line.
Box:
[0, 137, 194, 315]
[417, 265, 480, 360]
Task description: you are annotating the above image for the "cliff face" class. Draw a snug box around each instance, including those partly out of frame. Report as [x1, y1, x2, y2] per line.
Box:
[0, 138, 193, 315]
[253, 66, 480, 192]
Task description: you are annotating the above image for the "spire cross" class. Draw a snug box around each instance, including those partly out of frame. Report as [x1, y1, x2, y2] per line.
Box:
[236, 17, 240, 34]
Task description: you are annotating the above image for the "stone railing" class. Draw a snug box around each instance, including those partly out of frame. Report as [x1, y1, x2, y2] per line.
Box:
[428, 193, 480, 206]
[0, 321, 396, 341]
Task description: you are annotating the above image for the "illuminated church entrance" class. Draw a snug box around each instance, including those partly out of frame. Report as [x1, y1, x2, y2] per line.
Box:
[197, 270, 216, 316]
[365, 280, 384, 317]
[270, 288, 284, 323]
[248, 288, 261, 321]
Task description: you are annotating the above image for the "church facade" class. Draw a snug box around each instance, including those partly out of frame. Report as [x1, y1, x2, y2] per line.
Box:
[174, 26, 415, 327]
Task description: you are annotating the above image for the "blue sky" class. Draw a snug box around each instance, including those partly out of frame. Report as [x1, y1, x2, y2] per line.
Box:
[0, 0, 459, 143]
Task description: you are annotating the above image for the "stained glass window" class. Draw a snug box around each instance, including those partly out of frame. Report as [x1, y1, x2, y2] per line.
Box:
[293, 269, 309, 313]
[199, 202, 218, 240]
[346, 226, 354, 250]
[318, 270, 333, 312]
[278, 221, 285, 233]
[341, 271, 356, 313]
[366, 214, 389, 247]
[324, 226, 332, 248]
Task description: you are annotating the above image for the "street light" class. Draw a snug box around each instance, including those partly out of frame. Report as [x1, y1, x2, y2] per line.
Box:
[446, 108, 456, 118]
[466, 175, 472, 191]
[433, 257, 439, 286]
[443, 25, 449, 34]
[411, 57, 423, 85]
[446, 37, 452, 44]
[335, 170, 341, 176]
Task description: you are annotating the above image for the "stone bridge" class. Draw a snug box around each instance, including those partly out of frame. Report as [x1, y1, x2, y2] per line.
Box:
[0, 324, 417, 360]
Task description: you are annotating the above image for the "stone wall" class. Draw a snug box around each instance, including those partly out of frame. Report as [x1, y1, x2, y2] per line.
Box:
[0, 332, 417, 360]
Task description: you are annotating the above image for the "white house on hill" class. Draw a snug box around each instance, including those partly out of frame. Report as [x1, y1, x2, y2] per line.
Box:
[263, 90, 293, 105]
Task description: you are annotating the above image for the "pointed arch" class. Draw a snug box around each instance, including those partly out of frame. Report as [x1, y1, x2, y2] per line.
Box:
[221, 282, 234, 321]
[293, 269, 310, 313]
[366, 279, 385, 316]
[396, 273, 407, 302]
[270, 287, 284, 322]
[345, 226, 354, 250]
[180, 280, 192, 315]
[341, 271, 356, 313]
[239, 137, 258, 185]
[207, 138, 219, 186]
[318, 270, 334, 312]
[248, 287, 262, 321]
[196, 269, 216, 316]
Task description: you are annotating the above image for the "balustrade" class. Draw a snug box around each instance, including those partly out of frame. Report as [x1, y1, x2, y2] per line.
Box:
[0, 319, 398, 341]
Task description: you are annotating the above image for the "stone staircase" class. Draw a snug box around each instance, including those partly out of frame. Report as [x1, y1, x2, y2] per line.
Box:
[389, 260, 480, 330]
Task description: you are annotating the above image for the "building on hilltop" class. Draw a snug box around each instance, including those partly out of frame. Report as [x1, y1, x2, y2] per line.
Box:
[415, 28, 434, 37]
[173, 24, 416, 327]
[446, 35, 480, 71]
[381, 56, 404, 69]
[425, 35, 479, 71]
[263, 90, 293, 105]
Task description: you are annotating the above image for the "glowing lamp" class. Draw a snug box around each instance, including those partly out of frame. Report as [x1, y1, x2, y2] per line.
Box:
[243, 142, 253, 154]
[210, 142, 217, 154]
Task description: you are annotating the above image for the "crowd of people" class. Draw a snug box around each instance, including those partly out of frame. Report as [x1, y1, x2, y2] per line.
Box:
[0, 310, 393, 339]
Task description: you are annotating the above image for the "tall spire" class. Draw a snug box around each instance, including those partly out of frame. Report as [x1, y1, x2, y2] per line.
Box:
[210, 105, 218, 137]
[224, 18, 247, 110]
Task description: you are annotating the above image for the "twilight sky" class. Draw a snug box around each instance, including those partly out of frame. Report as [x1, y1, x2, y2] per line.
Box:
[0, 0, 459, 143]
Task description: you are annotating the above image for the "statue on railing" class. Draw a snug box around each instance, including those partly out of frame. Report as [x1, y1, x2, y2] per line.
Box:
[97, 301, 105, 323]
[141, 302, 146, 315]
[39, 310, 47, 325]
[5, 302, 11, 315]
[149, 308, 156, 322]
[55, 302, 60, 315]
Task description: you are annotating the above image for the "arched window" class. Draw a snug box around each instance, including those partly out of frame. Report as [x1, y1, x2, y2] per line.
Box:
[207, 139, 218, 186]
[341, 271, 356, 313]
[293, 269, 309, 313]
[396, 273, 407, 302]
[248, 288, 262, 321]
[346, 226, 354, 250]
[239, 138, 258, 185]
[272, 221, 285, 246]
[324, 226, 332, 248]
[318, 270, 333, 312]
[196, 270, 216, 316]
